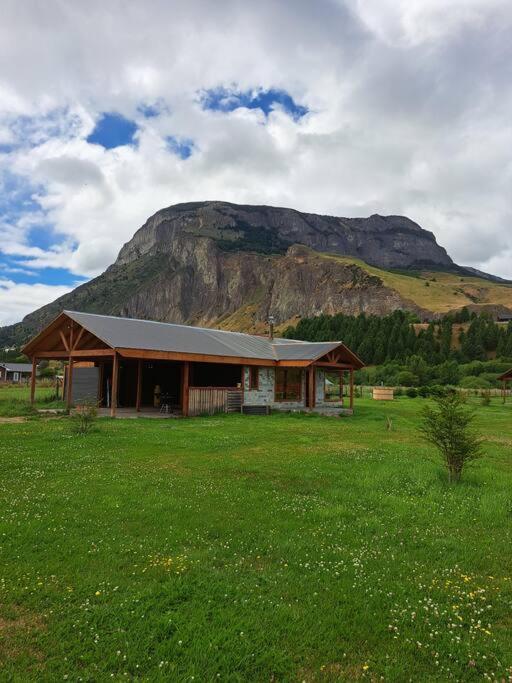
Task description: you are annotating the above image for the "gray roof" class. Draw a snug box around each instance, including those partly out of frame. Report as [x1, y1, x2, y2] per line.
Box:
[64, 310, 345, 362]
[1, 363, 33, 372]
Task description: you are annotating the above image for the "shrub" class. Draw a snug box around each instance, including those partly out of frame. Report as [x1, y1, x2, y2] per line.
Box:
[397, 370, 419, 387]
[480, 390, 491, 406]
[406, 388, 418, 398]
[420, 393, 482, 483]
[429, 384, 448, 398]
[418, 386, 430, 398]
[72, 399, 98, 435]
[459, 376, 491, 390]
[394, 386, 403, 397]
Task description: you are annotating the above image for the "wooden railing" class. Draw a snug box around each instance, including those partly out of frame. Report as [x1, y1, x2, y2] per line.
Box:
[188, 387, 242, 416]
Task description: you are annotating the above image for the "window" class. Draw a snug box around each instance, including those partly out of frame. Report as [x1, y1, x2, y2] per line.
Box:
[249, 366, 259, 390]
[13, 372, 19, 383]
[275, 368, 302, 401]
[324, 371, 343, 402]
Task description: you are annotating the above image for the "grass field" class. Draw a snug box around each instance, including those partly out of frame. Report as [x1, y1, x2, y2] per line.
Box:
[1, 398, 511, 681]
[323, 254, 512, 315]
[0, 384, 65, 417]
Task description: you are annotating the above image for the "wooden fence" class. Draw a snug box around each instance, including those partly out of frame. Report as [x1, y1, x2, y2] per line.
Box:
[188, 387, 242, 416]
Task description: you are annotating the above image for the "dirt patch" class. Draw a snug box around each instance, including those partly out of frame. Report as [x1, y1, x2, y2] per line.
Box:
[0, 416, 26, 424]
[0, 605, 46, 669]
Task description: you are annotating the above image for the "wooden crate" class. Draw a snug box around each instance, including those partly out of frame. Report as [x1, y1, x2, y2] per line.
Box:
[373, 387, 394, 400]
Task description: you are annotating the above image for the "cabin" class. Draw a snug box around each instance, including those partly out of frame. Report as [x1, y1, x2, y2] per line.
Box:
[22, 311, 364, 416]
[0, 362, 34, 383]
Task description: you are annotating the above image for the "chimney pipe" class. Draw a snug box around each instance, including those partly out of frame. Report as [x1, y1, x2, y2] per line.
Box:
[268, 315, 275, 340]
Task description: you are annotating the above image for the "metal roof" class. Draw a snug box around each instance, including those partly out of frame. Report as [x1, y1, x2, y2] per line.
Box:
[63, 310, 349, 362]
[272, 342, 341, 361]
[0, 363, 33, 372]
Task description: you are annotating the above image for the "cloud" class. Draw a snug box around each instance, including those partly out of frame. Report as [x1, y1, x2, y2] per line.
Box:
[0, 279, 74, 326]
[0, 0, 511, 327]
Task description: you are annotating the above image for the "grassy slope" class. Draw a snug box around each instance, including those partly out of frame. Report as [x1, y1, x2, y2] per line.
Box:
[323, 254, 512, 315]
[1, 399, 511, 681]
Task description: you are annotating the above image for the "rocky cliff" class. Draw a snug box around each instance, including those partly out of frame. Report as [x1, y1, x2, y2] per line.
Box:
[1, 201, 509, 347]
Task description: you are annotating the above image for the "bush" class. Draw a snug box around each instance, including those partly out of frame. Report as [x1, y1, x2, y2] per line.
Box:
[418, 386, 430, 398]
[480, 390, 491, 406]
[406, 387, 418, 398]
[71, 399, 98, 435]
[397, 371, 419, 387]
[420, 393, 482, 483]
[459, 376, 491, 390]
[429, 384, 448, 398]
[394, 386, 403, 397]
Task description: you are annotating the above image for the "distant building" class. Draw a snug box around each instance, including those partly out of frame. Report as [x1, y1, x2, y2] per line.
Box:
[497, 314, 512, 323]
[0, 362, 34, 383]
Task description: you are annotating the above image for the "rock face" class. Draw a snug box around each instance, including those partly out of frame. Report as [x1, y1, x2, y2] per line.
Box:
[117, 201, 453, 270]
[0, 201, 457, 346]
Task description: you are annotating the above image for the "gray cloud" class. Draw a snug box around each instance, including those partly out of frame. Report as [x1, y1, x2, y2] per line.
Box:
[0, 0, 511, 314]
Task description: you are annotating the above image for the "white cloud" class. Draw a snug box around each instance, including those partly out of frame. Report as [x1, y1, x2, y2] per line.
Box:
[0, 0, 512, 326]
[0, 279, 74, 326]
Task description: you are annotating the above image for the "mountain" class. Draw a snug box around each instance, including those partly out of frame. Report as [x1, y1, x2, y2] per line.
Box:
[2, 201, 511, 347]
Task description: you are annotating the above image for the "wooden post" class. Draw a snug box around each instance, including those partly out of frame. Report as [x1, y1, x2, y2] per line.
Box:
[98, 363, 104, 406]
[181, 361, 190, 417]
[308, 365, 315, 408]
[349, 368, 354, 411]
[111, 352, 119, 418]
[66, 358, 74, 411]
[340, 370, 344, 404]
[30, 357, 37, 404]
[136, 359, 142, 412]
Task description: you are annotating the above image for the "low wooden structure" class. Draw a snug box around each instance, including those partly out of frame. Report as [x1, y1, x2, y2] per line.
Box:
[22, 310, 364, 417]
[498, 368, 512, 402]
[373, 387, 394, 401]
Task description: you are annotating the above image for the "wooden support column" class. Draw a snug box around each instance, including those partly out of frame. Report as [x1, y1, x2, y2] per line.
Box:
[340, 370, 344, 404]
[308, 365, 315, 408]
[111, 352, 119, 418]
[66, 358, 74, 411]
[136, 359, 142, 412]
[181, 361, 190, 417]
[30, 357, 37, 404]
[98, 363, 104, 406]
[349, 368, 354, 410]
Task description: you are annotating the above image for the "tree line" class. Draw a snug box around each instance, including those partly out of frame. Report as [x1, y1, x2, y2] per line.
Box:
[283, 308, 512, 366]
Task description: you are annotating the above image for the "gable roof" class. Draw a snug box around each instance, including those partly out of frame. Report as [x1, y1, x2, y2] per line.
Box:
[23, 310, 364, 368]
[498, 368, 512, 381]
[0, 362, 33, 372]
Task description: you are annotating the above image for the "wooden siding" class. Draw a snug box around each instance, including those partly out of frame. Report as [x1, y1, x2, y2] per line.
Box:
[188, 387, 242, 416]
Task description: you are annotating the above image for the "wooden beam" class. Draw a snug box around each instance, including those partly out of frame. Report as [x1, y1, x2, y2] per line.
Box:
[111, 352, 119, 418]
[181, 361, 190, 417]
[315, 362, 354, 369]
[118, 347, 275, 367]
[30, 357, 37, 405]
[349, 368, 354, 411]
[98, 363, 104, 407]
[35, 349, 115, 359]
[72, 326, 86, 350]
[66, 358, 74, 411]
[308, 365, 315, 408]
[59, 330, 70, 352]
[136, 359, 142, 412]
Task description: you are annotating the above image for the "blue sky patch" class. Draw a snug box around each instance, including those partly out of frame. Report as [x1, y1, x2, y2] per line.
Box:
[166, 136, 194, 159]
[201, 87, 308, 120]
[137, 100, 168, 118]
[86, 112, 138, 149]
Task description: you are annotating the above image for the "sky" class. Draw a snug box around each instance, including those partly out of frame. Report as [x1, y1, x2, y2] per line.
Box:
[1, 0, 512, 326]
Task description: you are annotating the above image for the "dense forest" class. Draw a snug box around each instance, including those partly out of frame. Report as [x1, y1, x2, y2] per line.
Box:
[284, 308, 512, 389]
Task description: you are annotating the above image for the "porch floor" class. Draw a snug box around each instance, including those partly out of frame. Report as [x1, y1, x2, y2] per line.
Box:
[97, 407, 182, 419]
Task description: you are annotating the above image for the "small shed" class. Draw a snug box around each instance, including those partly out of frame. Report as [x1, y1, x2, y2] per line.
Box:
[0, 362, 34, 383]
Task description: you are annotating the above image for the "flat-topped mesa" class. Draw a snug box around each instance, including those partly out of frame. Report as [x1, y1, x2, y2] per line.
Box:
[115, 201, 453, 270]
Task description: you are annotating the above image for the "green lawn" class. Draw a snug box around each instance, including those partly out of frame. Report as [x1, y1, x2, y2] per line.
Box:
[0, 399, 511, 681]
[0, 383, 65, 417]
